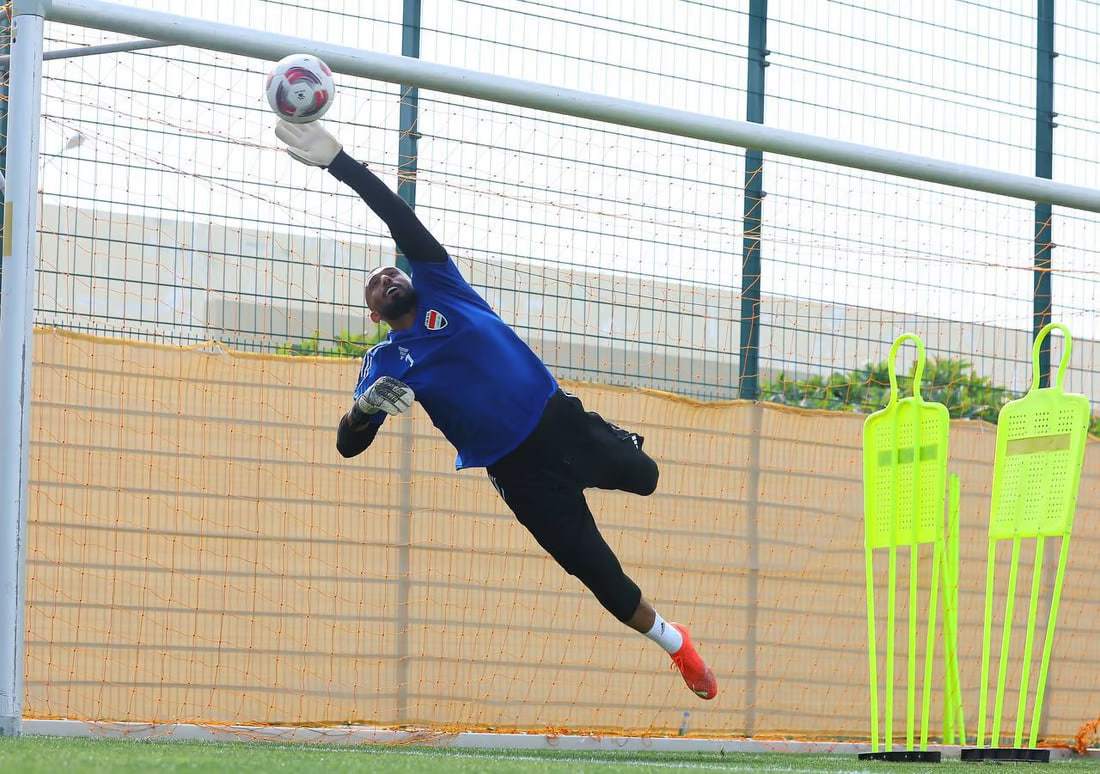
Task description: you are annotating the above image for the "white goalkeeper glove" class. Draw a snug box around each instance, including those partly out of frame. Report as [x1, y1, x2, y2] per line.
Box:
[357, 376, 415, 417]
[274, 119, 342, 167]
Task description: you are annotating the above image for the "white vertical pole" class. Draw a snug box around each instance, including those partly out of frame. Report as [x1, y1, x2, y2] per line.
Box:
[0, 5, 46, 738]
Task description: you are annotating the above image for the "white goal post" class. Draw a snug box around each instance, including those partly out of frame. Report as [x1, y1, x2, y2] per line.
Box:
[3, 0, 1100, 738]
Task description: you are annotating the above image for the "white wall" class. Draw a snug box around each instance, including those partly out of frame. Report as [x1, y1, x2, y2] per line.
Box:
[34, 203, 1099, 404]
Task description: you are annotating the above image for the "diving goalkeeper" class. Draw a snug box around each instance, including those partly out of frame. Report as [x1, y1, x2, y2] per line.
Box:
[274, 119, 717, 701]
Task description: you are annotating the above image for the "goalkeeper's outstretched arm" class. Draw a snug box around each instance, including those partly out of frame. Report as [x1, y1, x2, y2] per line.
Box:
[274, 120, 446, 264]
[327, 153, 446, 265]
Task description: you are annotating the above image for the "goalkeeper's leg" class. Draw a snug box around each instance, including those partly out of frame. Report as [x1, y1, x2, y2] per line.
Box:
[552, 391, 659, 495]
[487, 465, 717, 700]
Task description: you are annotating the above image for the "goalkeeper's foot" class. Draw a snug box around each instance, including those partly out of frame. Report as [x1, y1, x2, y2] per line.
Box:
[669, 623, 717, 700]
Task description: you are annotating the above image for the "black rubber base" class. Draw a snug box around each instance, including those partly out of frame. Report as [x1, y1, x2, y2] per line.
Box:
[960, 747, 1051, 763]
[858, 750, 942, 762]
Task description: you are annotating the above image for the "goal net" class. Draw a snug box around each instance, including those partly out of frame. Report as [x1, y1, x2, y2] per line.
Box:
[4, 0, 1100, 743]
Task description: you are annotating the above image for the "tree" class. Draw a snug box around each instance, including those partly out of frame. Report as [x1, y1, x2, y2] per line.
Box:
[277, 325, 389, 358]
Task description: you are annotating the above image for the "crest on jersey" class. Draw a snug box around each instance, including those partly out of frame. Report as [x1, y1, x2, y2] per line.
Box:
[424, 309, 448, 331]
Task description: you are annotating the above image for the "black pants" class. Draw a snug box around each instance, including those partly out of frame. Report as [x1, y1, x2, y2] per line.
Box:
[486, 390, 659, 622]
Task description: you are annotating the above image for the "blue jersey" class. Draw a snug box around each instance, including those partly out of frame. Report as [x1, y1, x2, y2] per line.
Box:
[354, 257, 558, 469]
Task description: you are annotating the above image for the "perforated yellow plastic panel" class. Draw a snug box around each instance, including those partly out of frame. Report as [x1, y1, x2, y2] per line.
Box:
[863, 335, 950, 550]
[989, 327, 1090, 540]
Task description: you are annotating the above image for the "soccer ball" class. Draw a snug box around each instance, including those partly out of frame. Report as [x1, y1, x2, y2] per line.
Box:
[265, 54, 335, 124]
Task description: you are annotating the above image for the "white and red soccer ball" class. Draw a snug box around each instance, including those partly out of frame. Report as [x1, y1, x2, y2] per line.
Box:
[265, 54, 335, 123]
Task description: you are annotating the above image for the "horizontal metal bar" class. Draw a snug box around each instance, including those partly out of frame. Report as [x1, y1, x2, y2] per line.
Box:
[0, 38, 170, 66]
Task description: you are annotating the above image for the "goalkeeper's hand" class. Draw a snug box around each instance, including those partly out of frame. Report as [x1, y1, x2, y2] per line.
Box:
[275, 119, 342, 167]
[356, 376, 415, 417]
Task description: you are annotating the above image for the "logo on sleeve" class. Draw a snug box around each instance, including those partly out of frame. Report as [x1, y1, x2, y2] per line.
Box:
[424, 309, 448, 331]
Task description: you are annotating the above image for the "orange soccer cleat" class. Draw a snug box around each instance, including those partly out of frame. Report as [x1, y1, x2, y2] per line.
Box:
[669, 623, 718, 700]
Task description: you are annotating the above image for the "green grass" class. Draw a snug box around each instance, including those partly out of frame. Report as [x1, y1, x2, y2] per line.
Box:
[0, 737, 1095, 773]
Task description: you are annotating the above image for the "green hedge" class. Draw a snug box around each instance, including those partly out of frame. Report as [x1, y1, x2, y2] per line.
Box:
[760, 357, 1099, 436]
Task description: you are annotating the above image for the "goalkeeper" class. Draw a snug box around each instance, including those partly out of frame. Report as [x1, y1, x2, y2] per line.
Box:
[275, 120, 717, 701]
